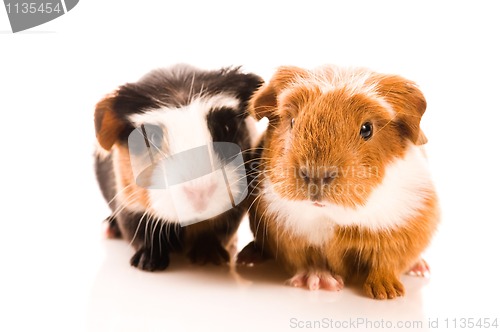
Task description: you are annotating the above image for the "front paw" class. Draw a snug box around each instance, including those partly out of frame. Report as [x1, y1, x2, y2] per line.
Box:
[188, 237, 229, 265]
[103, 216, 122, 239]
[130, 247, 170, 271]
[236, 241, 268, 266]
[364, 274, 405, 300]
[287, 270, 344, 291]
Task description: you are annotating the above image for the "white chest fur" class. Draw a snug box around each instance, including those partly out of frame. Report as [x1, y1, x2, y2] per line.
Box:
[262, 145, 434, 246]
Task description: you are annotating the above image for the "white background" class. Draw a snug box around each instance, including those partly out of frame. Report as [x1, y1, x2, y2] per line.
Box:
[1, 1, 499, 331]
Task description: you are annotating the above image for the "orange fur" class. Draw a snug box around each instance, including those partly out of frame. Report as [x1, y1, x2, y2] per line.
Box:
[247, 65, 440, 299]
[114, 145, 150, 210]
[94, 93, 125, 150]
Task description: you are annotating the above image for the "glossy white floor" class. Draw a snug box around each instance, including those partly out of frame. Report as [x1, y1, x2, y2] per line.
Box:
[2, 1, 500, 331]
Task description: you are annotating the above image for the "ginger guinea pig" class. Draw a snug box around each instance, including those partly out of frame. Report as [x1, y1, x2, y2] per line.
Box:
[94, 64, 263, 271]
[238, 65, 439, 299]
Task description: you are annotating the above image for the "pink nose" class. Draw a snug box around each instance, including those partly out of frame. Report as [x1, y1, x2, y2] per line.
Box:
[183, 182, 217, 213]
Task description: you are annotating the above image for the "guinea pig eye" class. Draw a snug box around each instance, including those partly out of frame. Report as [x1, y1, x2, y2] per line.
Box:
[360, 122, 373, 140]
[221, 121, 237, 139]
[145, 125, 163, 148]
[290, 118, 295, 129]
[128, 124, 163, 156]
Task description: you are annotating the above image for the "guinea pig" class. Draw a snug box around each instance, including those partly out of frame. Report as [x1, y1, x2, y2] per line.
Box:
[94, 64, 263, 271]
[238, 65, 440, 299]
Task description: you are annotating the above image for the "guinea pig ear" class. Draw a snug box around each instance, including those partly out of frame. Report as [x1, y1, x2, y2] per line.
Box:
[249, 66, 309, 122]
[94, 92, 126, 150]
[376, 75, 427, 145]
[416, 130, 428, 145]
[233, 72, 265, 105]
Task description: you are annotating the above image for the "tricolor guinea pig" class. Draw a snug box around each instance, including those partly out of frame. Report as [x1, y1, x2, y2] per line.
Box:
[238, 65, 440, 299]
[94, 64, 263, 271]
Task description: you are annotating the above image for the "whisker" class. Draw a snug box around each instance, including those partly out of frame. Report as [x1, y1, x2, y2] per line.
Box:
[150, 216, 161, 255]
[129, 211, 149, 247]
[107, 183, 134, 207]
[159, 218, 166, 254]
[188, 72, 196, 104]
[110, 192, 141, 219]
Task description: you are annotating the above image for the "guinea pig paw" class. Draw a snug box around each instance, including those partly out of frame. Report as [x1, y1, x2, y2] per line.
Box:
[364, 276, 405, 300]
[287, 271, 344, 291]
[286, 271, 308, 288]
[130, 247, 170, 272]
[102, 216, 122, 239]
[188, 239, 230, 266]
[236, 241, 268, 266]
[407, 258, 430, 277]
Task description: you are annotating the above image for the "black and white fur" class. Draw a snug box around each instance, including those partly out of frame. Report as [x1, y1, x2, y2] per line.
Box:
[94, 64, 263, 271]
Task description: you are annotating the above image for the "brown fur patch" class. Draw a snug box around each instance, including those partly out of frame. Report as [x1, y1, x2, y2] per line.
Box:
[94, 94, 125, 151]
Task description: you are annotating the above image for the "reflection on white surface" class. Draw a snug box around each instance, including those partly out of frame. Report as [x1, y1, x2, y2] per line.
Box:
[86, 237, 429, 332]
[83, 221, 499, 332]
[3, 209, 500, 332]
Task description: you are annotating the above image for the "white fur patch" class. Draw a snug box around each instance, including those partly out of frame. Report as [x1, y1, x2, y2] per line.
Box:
[128, 94, 240, 154]
[372, 95, 396, 117]
[262, 145, 433, 246]
[126, 94, 246, 224]
[310, 65, 375, 96]
[245, 116, 266, 148]
[94, 141, 111, 159]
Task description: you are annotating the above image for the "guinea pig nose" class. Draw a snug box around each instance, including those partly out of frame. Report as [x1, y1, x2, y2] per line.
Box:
[183, 181, 218, 213]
